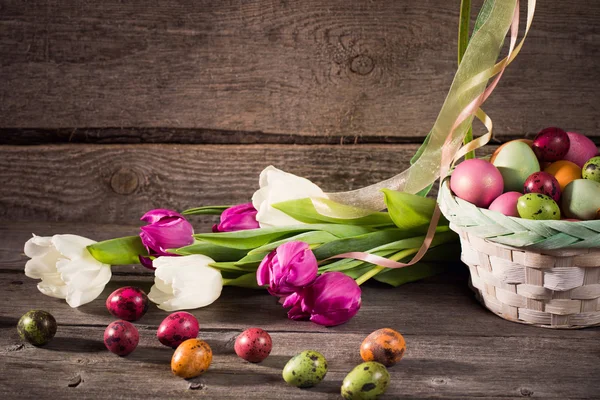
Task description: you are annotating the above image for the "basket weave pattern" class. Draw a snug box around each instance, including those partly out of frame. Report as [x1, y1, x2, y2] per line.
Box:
[439, 179, 600, 328]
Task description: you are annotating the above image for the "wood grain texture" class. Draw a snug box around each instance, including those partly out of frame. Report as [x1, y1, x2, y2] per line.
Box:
[0, 143, 435, 223]
[1, 0, 599, 139]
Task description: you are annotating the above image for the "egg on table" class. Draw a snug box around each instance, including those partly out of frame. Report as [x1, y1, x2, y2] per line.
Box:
[157, 311, 200, 348]
[360, 328, 406, 367]
[104, 320, 139, 356]
[282, 350, 328, 388]
[234, 327, 272, 363]
[17, 310, 57, 346]
[492, 140, 540, 192]
[171, 339, 213, 379]
[105, 286, 149, 322]
[341, 362, 390, 400]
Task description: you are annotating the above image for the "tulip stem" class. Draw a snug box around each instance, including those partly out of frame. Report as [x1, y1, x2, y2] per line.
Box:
[354, 247, 420, 286]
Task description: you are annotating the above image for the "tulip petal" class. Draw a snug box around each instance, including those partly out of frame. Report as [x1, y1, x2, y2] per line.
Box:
[55, 257, 111, 292]
[256, 251, 276, 287]
[140, 218, 194, 253]
[24, 235, 53, 258]
[37, 281, 67, 299]
[52, 234, 97, 260]
[24, 252, 60, 279]
[140, 209, 184, 224]
[66, 284, 106, 308]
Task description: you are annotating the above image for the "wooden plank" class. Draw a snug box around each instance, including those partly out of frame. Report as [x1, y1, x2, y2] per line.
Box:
[1, 0, 599, 138]
[1, 282, 599, 399]
[0, 143, 437, 223]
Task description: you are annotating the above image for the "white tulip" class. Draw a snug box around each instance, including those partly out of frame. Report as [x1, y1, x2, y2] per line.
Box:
[252, 165, 327, 227]
[24, 234, 112, 308]
[148, 255, 223, 311]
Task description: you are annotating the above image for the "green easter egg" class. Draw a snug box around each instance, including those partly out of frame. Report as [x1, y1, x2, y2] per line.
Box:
[517, 193, 560, 220]
[341, 362, 390, 400]
[492, 141, 540, 192]
[582, 156, 600, 183]
[282, 350, 328, 388]
[17, 310, 57, 346]
[562, 179, 600, 220]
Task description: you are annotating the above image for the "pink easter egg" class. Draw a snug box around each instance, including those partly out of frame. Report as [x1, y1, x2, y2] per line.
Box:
[563, 132, 598, 168]
[450, 159, 504, 208]
[488, 192, 522, 217]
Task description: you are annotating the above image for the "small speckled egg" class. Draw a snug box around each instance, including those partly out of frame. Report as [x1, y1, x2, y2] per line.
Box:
[234, 328, 272, 363]
[282, 350, 328, 388]
[544, 160, 582, 191]
[171, 339, 213, 379]
[157, 311, 200, 348]
[104, 320, 139, 356]
[562, 179, 600, 220]
[360, 328, 406, 367]
[564, 132, 598, 168]
[582, 156, 600, 183]
[523, 171, 561, 202]
[105, 286, 149, 322]
[492, 141, 540, 192]
[341, 362, 390, 400]
[532, 127, 570, 162]
[488, 192, 522, 217]
[450, 159, 504, 208]
[517, 193, 561, 220]
[17, 310, 57, 346]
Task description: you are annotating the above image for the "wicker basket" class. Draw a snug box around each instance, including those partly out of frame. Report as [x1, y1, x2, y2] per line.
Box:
[438, 178, 600, 329]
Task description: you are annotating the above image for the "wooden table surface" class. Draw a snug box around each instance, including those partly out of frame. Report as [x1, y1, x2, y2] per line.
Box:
[1, 223, 599, 399]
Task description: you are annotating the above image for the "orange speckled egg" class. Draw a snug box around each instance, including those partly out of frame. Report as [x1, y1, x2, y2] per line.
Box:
[544, 160, 582, 191]
[360, 328, 406, 367]
[490, 139, 533, 164]
[171, 339, 212, 379]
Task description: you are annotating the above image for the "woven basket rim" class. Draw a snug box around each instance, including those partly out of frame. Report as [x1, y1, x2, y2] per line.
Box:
[438, 177, 600, 250]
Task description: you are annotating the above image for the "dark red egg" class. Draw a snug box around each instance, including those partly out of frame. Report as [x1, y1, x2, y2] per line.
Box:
[523, 171, 561, 202]
[532, 127, 570, 162]
[104, 320, 139, 356]
[106, 286, 149, 322]
[234, 328, 272, 363]
[157, 311, 199, 348]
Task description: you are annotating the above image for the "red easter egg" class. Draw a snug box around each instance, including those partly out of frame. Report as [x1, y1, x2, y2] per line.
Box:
[234, 328, 272, 363]
[532, 127, 570, 162]
[104, 320, 139, 356]
[157, 311, 200, 348]
[523, 171, 561, 202]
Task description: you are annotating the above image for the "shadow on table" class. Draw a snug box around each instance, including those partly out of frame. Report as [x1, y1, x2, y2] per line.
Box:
[44, 336, 105, 353]
[126, 345, 173, 365]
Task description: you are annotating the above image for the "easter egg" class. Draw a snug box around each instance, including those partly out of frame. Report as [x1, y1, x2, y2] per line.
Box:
[17, 310, 57, 346]
[492, 141, 540, 192]
[171, 339, 213, 379]
[105, 286, 149, 322]
[450, 159, 503, 208]
[582, 156, 600, 183]
[360, 328, 406, 367]
[532, 127, 570, 162]
[562, 179, 600, 220]
[157, 311, 199, 348]
[544, 160, 582, 191]
[234, 328, 272, 363]
[523, 171, 561, 202]
[104, 320, 139, 356]
[282, 350, 328, 388]
[489, 139, 533, 164]
[488, 192, 522, 217]
[341, 362, 390, 400]
[563, 132, 597, 168]
[517, 194, 561, 220]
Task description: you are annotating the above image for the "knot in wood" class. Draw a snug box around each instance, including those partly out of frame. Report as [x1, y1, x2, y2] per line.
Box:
[350, 55, 374, 75]
[110, 167, 139, 195]
[519, 388, 534, 397]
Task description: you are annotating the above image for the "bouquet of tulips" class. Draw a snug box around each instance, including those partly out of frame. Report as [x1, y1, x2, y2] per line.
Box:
[23, 166, 458, 326]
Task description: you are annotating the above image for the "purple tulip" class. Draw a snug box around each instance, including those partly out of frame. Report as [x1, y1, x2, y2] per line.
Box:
[256, 241, 318, 297]
[139, 209, 194, 258]
[213, 203, 260, 232]
[283, 272, 362, 327]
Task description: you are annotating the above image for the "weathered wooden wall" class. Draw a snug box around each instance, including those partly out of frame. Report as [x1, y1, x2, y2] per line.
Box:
[0, 0, 599, 224]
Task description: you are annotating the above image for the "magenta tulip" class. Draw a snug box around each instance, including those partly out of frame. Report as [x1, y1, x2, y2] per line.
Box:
[139, 209, 194, 259]
[283, 272, 362, 327]
[256, 241, 318, 297]
[213, 203, 260, 232]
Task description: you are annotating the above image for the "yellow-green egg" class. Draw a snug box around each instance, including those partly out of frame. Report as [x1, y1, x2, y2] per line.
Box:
[492, 141, 540, 192]
[562, 179, 600, 220]
[282, 350, 328, 388]
[341, 362, 390, 400]
[517, 193, 560, 220]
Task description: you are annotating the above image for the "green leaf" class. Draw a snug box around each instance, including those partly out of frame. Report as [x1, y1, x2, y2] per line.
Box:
[473, 0, 496, 36]
[182, 205, 231, 216]
[193, 224, 372, 250]
[234, 252, 268, 268]
[223, 273, 262, 289]
[382, 189, 444, 230]
[272, 198, 394, 227]
[209, 262, 258, 273]
[319, 250, 398, 273]
[374, 262, 447, 287]
[248, 231, 339, 255]
[458, 0, 472, 64]
[171, 240, 248, 261]
[87, 236, 148, 265]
